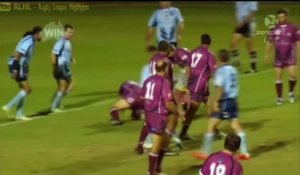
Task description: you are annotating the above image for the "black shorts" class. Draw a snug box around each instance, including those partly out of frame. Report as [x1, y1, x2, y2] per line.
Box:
[53, 65, 72, 83]
[234, 22, 255, 38]
[8, 63, 28, 82]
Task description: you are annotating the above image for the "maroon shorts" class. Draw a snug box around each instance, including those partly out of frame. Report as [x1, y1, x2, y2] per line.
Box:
[145, 113, 167, 134]
[274, 57, 297, 68]
[190, 91, 209, 103]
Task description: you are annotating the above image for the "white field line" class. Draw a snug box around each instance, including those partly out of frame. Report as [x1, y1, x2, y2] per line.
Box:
[0, 68, 274, 128]
[0, 98, 115, 128]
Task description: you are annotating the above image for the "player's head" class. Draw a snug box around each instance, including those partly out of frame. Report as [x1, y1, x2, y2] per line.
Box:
[218, 49, 230, 63]
[224, 133, 241, 153]
[23, 26, 43, 42]
[277, 8, 289, 24]
[159, 1, 171, 8]
[155, 60, 168, 76]
[64, 24, 75, 40]
[158, 40, 172, 55]
[201, 34, 211, 46]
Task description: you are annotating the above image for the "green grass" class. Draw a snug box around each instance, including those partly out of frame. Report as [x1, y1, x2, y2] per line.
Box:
[0, 2, 299, 175]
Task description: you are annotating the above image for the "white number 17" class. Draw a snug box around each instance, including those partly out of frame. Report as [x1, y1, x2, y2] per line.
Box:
[191, 53, 203, 68]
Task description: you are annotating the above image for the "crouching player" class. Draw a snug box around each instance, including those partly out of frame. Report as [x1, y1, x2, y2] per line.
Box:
[110, 81, 143, 125]
[199, 133, 243, 175]
[143, 60, 183, 175]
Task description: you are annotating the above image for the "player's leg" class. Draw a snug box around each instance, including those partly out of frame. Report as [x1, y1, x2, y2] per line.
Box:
[135, 122, 150, 154]
[179, 100, 199, 140]
[244, 21, 258, 73]
[274, 67, 284, 105]
[51, 79, 68, 112]
[231, 119, 250, 160]
[230, 33, 243, 67]
[15, 81, 32, 120]
[2, 78, 32, 120]
[156, 132, 171, 174]
[110, 98, 131, 125]
[245, 37, 258, 73]
[193, 117, 221, 160]
[287, 65, 297, 102]
[148, 133, 164, 175]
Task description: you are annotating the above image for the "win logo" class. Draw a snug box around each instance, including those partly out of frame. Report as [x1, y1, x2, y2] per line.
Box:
[42, 21, 64, 42]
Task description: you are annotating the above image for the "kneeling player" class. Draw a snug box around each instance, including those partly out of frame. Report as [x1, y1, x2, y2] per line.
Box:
[143, 60, 182, 175]
[110, 81, 143, 125]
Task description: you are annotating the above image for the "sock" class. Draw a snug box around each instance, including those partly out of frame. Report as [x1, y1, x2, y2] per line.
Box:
[137, 123, 150, 146]
[179, 123, 190, 137]
[148, 153, 158, 175]
[131, 109, 141, 120]
[289, 78, 297, 94]
[16, 98, 25, 117]
[110, 108, 120, 121]
[202, 132, 214, 154]
[275, 80, 283, 99]
[172, 131, 182, 145]
[249, 51, 257, 70]
[231, 50, 240, 65]
[237, 132, 248, 154]
[156, 148, 167, 173]
[51, 91, 64, 110]
[6, 90, 27, 109]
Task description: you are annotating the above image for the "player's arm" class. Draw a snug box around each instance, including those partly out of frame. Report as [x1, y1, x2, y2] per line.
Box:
[176, 8, 184, 44]
[264, 40, 274, 60]
[11, 51, 23, 79]
[177, 22, 184, 44]
[211, 71, 224, 113]
[146, 11, 158, 50]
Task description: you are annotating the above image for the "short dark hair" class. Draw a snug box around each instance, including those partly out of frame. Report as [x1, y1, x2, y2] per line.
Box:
[224, 133, 241, 152]
[277, 8, 289, 15]
[155, 60, 168, 73]
[201, 34, 211, 45]
[218, 49, 230, 63]
[158, 40, 171, 52]
[64, 24, 74, 31]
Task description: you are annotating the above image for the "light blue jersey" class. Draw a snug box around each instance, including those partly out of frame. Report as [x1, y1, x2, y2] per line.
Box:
[11, 35, 35, 66]
[52, 37, 72, 73]
[148, 7, 184, 43]
[140, 64, 151, 86]
[214, 65, 239, 99]
[235, 1, 258, 23]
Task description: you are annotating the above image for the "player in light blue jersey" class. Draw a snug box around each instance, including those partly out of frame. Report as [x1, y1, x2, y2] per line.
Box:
[193, 49, 250, 161]
[230, 1, 258, 74]
[2, 26, 43, 121]
[50, 24, 75, 112]
[146, 1, 184, 50]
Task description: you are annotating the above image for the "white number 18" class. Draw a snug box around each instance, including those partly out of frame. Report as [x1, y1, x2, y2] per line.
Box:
[210, 162, 226, 175]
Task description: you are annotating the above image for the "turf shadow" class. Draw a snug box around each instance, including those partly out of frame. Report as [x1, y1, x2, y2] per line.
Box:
[176, 164, 202, 175]
[71, 91, 117, 98]
[250, 139, 295, 158]
[241, 119, 271, 131]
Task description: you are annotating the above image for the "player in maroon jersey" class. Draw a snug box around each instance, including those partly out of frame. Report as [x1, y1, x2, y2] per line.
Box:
[179, 34, 217, 140]
[199, 133, 243, 175]
[143, 60, 183, 175]
[109, 81, 143, 125]
[265, 8, 299, 105]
